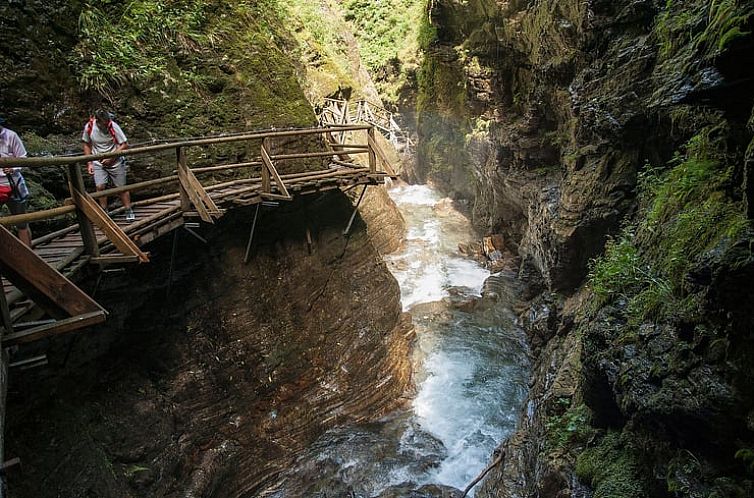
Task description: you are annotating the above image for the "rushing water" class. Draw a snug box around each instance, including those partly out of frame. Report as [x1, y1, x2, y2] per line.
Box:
[274, 184, 529, 497]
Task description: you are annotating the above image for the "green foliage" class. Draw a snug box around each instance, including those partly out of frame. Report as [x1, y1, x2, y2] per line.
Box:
[588, 124, 748, 324]
[576, 432, 647, 498]
[343, 0, 423, 71]
[696, 0, 754, 56]
[545, 401, 595, 451]
[654, 0, 753, 61]
[341, 0, 424, 104]
[75, 0, 217, 94]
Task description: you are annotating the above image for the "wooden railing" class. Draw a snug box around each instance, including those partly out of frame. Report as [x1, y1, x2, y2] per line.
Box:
[0, 124, 394, 261]
[318, 98, 412, 150]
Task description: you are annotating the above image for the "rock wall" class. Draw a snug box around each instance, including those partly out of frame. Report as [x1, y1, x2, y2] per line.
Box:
[5, 192, 412, 497]
[417, 0, 754, 496]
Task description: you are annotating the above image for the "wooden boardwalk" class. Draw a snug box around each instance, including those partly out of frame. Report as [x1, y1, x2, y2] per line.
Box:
[0, 124, 396, 347]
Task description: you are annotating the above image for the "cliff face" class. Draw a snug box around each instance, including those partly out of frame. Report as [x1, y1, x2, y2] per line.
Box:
[6, 193, 412, 497]
[417, 0, 754, 496]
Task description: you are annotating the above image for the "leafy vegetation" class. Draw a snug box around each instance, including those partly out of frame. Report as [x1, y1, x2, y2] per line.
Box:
[544, 400, 595, 452]
[341, 0, 424, 104]
[589, 123, 748, 324]
[655, 0, 753, 60]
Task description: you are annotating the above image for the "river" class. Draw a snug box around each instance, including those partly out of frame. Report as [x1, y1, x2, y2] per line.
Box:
[272, 184, 530, 497]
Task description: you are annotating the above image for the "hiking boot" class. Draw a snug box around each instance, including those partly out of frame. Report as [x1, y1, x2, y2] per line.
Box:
[125, 208, 136, 222]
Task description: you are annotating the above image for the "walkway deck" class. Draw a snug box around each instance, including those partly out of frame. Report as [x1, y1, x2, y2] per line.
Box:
[0, 124, 396, 346]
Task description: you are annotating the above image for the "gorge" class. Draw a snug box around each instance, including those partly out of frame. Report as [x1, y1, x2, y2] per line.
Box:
[1, 1, 753, 497]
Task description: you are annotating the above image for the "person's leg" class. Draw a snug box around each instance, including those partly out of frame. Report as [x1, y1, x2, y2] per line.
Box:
[8, 199, 32, 247]
[113, 162, 134, 220]
[96, 184, 107, 209]
[119, 191, 131, 210]
[93, 165, 108, 209]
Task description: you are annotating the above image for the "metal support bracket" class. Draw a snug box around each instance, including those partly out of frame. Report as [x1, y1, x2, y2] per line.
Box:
[343, 185, 368, 235]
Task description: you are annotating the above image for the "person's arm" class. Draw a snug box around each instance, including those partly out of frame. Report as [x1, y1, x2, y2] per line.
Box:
[83, 140, 94, 175]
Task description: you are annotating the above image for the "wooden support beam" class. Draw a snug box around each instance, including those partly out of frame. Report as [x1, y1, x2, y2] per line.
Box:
[176, 147, 191, 213]
[67, 164, 100, 257]
[0, 226, 106, 318]
[2, 310, 107, 346]
[261, 139, 291, 199]
[176, 147, 220, 224]
[71, 190, 150, 263]
[90, 255, 142, 265]
[366, 133, 397, 176]
[367, 128, 378, 174]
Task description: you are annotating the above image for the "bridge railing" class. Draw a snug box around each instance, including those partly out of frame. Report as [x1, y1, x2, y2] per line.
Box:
[319, 98, 411, 150]
[0, 124, 394, 261]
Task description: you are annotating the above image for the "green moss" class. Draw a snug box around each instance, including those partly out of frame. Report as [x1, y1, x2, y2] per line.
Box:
[544, 400, 595, 452]
[576, 432, 648, 498]
[589, 123, 749, 325]
[654, 0, 753, 62]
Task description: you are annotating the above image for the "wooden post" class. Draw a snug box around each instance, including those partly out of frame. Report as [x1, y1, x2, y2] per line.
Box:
[367, 127, 377, 173]
[261, 139, 271, 194]
[176, 147, 191, 213]
[0, 268, 11, 486]
[67, 164, 100, 257]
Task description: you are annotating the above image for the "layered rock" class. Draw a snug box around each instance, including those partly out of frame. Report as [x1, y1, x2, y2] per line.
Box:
[5, 192, 412, 497]
[417, 0, 754, 496]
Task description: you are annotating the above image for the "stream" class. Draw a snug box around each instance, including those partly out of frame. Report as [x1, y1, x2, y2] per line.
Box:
[273, 184, 530, 497]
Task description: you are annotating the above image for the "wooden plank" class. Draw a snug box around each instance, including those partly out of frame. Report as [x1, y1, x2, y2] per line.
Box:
[176, 165, 213, 223]
[0, 226, 104, 318]
[183, 167, 221, 216]
[68, 164, 100, 257]
[91, 255, 141, 265]
[367, 133, 397, 176]
[2, 310, 107, 346]
[71, 190, 150, 263]
[261, 140, 291, 199]
[366, 128, 377, 173]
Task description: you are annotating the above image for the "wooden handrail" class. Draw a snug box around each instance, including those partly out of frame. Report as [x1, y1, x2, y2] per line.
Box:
[0, 124, 373, 168]
[0, 125, 393, 236]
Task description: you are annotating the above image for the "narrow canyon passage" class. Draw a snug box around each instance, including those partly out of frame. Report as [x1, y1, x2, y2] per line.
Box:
[271, 184, 529, 497]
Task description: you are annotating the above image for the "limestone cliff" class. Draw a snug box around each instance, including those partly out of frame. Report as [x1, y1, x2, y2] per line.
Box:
[416, 0, 754, 496]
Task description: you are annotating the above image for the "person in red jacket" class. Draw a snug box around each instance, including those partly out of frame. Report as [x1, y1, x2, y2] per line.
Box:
[0, 116, 32, 246]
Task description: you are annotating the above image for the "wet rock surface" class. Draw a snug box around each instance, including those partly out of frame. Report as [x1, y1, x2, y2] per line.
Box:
[5, 191, 413, 497]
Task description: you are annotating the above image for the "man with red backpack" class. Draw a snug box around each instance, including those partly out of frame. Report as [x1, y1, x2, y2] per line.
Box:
[82, 109, 135, 221]
[0, 116, 32, 246]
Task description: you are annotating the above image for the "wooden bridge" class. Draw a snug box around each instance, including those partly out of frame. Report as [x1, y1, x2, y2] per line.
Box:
[318, 98, 413, 151]
[0, 124, 397, 349]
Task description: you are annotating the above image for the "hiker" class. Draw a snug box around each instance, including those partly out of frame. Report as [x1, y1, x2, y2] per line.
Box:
[0, 117, 32, 246]
[82, 109, 134, 221]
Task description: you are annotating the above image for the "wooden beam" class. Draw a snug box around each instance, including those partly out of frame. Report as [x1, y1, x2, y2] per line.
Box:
[0, 125, 374, 168]
[2, 310, 106, 346]
[261, 140, 291, 199]
[90, 255, 142, 265]
[176, 147, 192, 213]
[68, 164, 100, 257]
[366, 133, 397, 176]
[0, 226, 105, 318]
[367, 128, 377, 173]
[71, 190, 150, 263]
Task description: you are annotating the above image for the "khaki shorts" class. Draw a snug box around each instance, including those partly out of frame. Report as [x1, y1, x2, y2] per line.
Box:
[93, 161, 127, 188]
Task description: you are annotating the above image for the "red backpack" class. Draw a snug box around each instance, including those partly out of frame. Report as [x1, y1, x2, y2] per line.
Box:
[85, 117, 121, 145]
[1, 173, 18, 204]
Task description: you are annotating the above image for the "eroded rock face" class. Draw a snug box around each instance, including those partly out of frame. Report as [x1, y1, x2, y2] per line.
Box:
[5, 191, 413, 497]
[418, 0, 754, 496]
